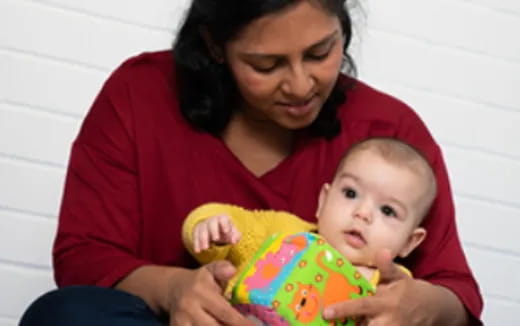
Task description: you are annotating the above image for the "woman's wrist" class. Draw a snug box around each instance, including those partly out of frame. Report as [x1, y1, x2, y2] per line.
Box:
[418, 280, 469, 326]
[115, 264, 188, 315]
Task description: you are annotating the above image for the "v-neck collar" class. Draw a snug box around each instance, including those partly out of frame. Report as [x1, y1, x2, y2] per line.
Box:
[210, 129, 313, 181]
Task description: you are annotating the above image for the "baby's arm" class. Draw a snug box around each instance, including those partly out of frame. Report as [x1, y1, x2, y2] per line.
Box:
[183, 203, 316, 266]
[182, 203, 239, 264]
[182, 203, 266, 266]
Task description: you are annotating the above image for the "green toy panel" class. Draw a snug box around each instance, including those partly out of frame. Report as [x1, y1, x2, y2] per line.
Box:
[232, 232, 374, 325]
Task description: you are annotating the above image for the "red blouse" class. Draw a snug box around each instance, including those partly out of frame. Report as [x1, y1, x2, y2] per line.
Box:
[53, 51, 482, 322]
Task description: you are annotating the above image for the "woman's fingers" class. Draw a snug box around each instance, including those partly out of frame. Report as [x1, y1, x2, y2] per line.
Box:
[169, 262, 252, 326]
[172, 297, 237, 326]
[202, 262, 253, 325]
[205, 260, 237, 285]
[202, 293, 250, 326]
[323, 296, 383, 320]
[172, 307, 226, 326]
[375, 249, 408, 285]
[323, 249, 408, 321]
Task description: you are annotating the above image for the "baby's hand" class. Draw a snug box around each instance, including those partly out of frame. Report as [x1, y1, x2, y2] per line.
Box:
[193, 215, 242, 253]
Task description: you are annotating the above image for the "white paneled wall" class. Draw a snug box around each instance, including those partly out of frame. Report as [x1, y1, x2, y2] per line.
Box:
[0, 0, 518, 324]
[356, 1, 520, 324]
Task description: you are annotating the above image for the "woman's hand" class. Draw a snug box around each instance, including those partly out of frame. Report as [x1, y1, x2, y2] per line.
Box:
[168, 260, 252, 326]
[193, 215, 242, 253]
[323, 250, 469, 326]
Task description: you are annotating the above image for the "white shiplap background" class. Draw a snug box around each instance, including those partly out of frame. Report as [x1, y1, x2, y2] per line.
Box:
[1, 0, 518, 324]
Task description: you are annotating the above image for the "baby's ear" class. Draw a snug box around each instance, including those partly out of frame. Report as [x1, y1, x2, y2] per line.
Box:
[398, 227, 427, 258]
[316, 183, 331, 219]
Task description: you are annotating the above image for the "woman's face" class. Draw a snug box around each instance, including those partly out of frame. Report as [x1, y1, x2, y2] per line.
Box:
[224, 0, 345, 130]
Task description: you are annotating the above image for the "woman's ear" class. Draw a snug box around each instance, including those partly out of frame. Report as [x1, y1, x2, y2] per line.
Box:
[316, 183, 331, 219]
[199, 26, 224, 63]
[398, 227, 427, 258]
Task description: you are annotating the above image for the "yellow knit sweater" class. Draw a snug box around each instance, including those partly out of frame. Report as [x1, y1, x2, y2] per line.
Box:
[182, 203, 315, 291]
[182, 203, 410, 291]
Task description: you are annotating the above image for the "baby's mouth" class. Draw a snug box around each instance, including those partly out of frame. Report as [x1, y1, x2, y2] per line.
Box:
[344, 229, 366, 249]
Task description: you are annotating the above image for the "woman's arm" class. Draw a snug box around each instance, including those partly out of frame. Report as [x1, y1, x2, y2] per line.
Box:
[53, 62, 251, 326]
[395, 108, 483, 324]
[116, 262, 249, 325]
[53, 66, 149, 287]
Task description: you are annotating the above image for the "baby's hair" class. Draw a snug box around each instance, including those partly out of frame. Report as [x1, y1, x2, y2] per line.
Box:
[337, 137, 438, 223]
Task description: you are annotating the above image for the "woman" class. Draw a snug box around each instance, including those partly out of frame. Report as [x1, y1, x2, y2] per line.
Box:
[21, 0, 482, 325]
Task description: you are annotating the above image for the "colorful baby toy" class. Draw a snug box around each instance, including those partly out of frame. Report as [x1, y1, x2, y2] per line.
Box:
[231, 232, 374, 325]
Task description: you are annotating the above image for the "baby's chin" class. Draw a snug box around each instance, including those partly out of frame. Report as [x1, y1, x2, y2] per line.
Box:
[335, 247, 375, 267]
[350, 259, 375, 268]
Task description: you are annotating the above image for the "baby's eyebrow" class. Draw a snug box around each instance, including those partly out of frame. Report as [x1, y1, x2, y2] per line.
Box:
[385, 197, 407, 215]
[336, 171, 359, 182]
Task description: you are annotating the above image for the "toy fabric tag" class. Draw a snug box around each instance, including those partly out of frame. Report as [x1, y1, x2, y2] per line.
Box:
[231, 232, 374, 325]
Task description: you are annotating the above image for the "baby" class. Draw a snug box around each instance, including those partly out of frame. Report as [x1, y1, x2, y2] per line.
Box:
[182, 137, 437, 288]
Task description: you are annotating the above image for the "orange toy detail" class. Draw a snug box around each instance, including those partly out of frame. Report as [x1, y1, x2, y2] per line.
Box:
[287, 283, 321, 323]
[316, 250, 361, 307]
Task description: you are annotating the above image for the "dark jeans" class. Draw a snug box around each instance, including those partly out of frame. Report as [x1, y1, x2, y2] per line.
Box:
[20, 286, 162, 326]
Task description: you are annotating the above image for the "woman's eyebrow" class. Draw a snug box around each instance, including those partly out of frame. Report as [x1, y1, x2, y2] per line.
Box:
[307, 30, 339, 50]
[241, 30, 340, 60]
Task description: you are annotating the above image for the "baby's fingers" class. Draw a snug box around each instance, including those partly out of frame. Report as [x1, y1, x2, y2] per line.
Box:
[208, 216, 225, 242]
[195, 223, 210, 252]
[230, 226, 242, 244]
[218, 216, 241, 244]
[218, 215, 232, 235]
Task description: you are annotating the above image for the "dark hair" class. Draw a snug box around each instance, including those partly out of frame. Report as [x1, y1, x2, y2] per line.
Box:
[173, 0, 356, 138]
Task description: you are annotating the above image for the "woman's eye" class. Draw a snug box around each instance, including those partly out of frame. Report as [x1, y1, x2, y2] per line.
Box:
[307, 41, 335, 61]
[381, 205, 397, 217]
[343, 188, 356, 199]
[252, 63, 278, 73]
[307, 51, 330, 61]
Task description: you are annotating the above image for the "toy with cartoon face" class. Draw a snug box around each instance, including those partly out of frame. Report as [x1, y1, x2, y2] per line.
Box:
[232, 232, 373, 325]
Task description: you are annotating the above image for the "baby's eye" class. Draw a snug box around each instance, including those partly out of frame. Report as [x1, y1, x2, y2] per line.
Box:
[381, 205, 397, 217]
[342, 188, 357, 199]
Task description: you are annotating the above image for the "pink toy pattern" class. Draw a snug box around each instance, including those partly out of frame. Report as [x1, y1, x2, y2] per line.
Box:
[244, 234, 307, 292]
[234, 304, 290, 326]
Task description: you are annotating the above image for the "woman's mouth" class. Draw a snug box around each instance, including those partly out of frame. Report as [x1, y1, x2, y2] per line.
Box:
[276, 96, 317, 117]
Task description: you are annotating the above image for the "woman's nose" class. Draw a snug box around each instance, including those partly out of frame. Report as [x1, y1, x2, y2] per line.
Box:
[281, 64, 315, 100]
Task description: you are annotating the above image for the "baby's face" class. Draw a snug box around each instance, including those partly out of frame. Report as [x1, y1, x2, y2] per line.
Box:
[316, 149, 427, 266]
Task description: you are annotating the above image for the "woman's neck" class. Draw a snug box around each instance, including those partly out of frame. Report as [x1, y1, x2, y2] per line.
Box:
[221, 112, 294, 177]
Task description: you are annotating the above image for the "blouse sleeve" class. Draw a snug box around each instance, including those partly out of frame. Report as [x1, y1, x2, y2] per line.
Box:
[396, 108, 483, 325]
[53, 64, 151, 288]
